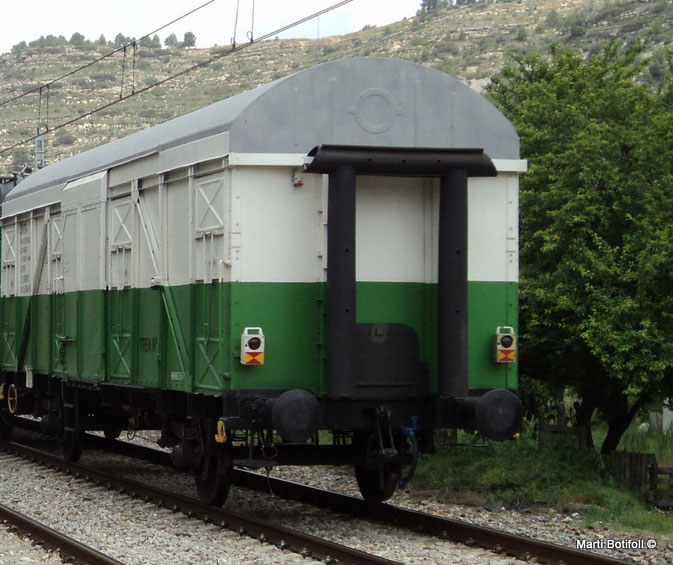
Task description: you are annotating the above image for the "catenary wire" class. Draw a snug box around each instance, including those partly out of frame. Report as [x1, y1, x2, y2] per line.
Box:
[0, 0, 215, 108]
[0, 0, 354, 157]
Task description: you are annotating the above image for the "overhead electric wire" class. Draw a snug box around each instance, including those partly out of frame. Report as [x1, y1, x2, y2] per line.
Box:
[0, 0, 215, 109]
[0, 0, 354, 157]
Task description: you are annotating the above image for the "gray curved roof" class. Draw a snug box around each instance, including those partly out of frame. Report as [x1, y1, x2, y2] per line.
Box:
[7, 57, 518, 201]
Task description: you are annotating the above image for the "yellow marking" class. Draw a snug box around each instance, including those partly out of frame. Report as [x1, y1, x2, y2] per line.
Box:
[244, 352, 264, 365]
[497, 349, 516, 363]
[214, 420, 228, 444]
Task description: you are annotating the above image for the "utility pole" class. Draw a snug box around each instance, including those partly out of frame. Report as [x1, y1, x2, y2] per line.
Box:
[34, 125, 47, 170]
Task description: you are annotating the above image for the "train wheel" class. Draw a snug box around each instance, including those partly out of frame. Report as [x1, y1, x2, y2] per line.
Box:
[354, 462, 400, 503]
[194, 455, 231, 507]
[353, 432, 400, 503]
[103, 428, 121, 441]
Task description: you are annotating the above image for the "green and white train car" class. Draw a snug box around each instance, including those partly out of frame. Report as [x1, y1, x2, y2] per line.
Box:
[0, 58, 524, 503]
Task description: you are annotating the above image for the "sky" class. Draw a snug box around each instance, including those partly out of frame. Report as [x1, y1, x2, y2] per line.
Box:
[0, 0, 421, 55]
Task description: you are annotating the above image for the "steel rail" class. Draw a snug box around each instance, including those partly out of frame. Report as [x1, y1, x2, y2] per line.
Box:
[230, 471, 632, 565]
[83, 434, 632, 565]
[0, 439, 399, 565]
[0, 502, 124, 565]
[8, 422, 634, 565]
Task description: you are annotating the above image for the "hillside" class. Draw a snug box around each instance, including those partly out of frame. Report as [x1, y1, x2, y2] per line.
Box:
[1, 0, 671, 173]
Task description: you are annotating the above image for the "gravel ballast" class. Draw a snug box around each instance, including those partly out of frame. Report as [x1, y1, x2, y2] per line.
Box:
[1, 429, 671, 564]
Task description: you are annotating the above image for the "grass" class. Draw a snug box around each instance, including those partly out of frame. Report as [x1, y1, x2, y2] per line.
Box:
[585, 419, 673, 466]
[619, 425, 673, 465]
[414, 435, 673, 534]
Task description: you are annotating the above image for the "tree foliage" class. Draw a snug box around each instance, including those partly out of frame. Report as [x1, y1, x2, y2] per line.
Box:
[487, 41, 673, 453]
[417, 0, 449, 20]
[183, 32, 196, 49]
[11, 41, 26, 54]
[421, 0, 439, 10]
[114, 33, 131, 47]
[164, 33, 179, 49]
[138, 34, 162, 49]
[69, 32, 85, 46]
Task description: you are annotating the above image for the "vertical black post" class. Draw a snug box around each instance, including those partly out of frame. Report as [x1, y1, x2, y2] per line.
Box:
[327, 165, 357, 398]
[438, 170, 468, 397]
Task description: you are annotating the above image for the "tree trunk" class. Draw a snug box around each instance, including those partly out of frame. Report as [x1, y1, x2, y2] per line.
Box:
[600, 395, 643, 455]
[574, 398, 595, 450]
[600, 418, 631, 454]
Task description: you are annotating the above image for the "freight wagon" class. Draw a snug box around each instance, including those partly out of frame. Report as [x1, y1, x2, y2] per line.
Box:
[0, 58, 524, 504]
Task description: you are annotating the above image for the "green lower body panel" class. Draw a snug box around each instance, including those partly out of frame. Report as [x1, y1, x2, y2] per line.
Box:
[0, 280, 517, 395]
[356, 282, 438, 389]
[1, 295, 26, 371]
[229, 282, 324, 392]
[467, 281, 518, 390]
[356, 280, 518, 392]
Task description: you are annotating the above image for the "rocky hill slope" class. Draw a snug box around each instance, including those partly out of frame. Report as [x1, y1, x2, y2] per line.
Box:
[0, 0, 670, 172]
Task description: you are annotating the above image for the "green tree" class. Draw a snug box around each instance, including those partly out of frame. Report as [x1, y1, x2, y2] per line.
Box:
[417, 0, 448, 20]
[10, 148, 31, 170]
[54, 130, 77, 146]
[114, 33, 130, 46]
[29, 36, 46, 48]
[11, 41, 26, 54]
[164, 33, 179, 49]
[183, 31, 196, 48]
[545, 9, 561, 28]
[487, 41, 673, 454]
[569, 22, 586, 38]
[69, 32, 86, 46]
[45, 35, 67, 47]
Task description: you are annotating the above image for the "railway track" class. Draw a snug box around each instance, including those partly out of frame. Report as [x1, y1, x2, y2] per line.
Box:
[3, 422, 633, 565]
[94, 434, 634, 565]
[0, 437, 399, 565]
[0, 501, 123, 565]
